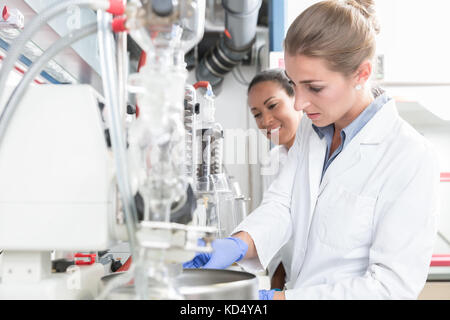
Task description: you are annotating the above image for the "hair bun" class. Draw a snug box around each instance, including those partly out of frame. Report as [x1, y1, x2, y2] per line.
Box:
[345, 0, 380, 34]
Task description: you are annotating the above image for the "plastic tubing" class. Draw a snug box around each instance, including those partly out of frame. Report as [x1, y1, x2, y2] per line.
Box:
[0, 0, 109, 117]
[117, 27, 128, 120]
[0, 23, 98, 144]
[97, 10, 139, 258]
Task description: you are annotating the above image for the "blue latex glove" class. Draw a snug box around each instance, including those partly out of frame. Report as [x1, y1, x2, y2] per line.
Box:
[183, 237, 248, 269]
[259, 289, 276, 300]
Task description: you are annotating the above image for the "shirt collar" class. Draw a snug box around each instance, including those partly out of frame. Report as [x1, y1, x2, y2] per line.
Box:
[312, 92, 391, 144]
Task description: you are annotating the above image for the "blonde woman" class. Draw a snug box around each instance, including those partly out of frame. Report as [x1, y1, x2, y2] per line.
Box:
[184, 0, 439, 300]
[247, 69, 302, 290]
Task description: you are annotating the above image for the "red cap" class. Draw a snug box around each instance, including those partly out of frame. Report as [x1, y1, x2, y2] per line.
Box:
[2, 6, 10, 21]
[193, 81, 210, 90]
[107, 0, 125, 15]
[112, 16, 127, 33]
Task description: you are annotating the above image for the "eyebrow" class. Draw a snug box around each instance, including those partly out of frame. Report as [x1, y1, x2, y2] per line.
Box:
[284, 70, 321, 84]
[299, 80, 321, 84]
[263, 96, 275, 105]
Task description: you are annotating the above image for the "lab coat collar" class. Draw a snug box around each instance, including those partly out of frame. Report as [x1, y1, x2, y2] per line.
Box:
[354, 98, 398, 145]
[318, 99, 398, 193]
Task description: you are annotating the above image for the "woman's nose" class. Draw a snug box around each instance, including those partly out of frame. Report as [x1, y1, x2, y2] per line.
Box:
[294, 94, 311, 112]
[262, 112, 273, 127]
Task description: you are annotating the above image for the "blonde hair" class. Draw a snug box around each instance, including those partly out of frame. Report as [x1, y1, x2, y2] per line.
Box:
[284, 0, 380, 76]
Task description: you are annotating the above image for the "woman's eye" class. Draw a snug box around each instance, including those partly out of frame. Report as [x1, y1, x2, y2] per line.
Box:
[308, 86, 323, 93]
[254, 113, 261, 119]
[268, 103, 277, 110]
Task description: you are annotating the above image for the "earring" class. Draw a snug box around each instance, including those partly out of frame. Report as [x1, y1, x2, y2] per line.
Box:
[355, 84, 362, 91]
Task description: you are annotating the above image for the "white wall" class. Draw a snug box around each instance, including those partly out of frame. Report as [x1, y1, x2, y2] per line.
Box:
[285, 0, 320, 35]
[376, 0, 450, 84]
[285, 0, 450, 84]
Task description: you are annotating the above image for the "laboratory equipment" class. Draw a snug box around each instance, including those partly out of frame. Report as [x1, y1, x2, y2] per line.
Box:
[101, 268, 258, 300]
[186, 81, 249, 238]
[0, 0, 260, 300]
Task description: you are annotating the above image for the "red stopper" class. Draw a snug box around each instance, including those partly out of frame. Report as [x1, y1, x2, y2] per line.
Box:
[112, 16, 127, 33]
[107, 0, 125, 15]
[193, 81, 210, 90]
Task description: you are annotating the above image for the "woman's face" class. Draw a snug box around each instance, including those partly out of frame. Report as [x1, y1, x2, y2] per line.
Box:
[248, 81, 300, 147]
[284, 54, 360, 130]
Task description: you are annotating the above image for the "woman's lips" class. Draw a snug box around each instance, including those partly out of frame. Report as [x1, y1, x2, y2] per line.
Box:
[307, 113, 320, 120]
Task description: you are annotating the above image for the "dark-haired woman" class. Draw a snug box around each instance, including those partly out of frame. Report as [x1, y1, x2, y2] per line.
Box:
[247, 69, 302, 291]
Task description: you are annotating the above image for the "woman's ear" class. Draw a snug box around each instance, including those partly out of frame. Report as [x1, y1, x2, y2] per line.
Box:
[354, 60, 373, 86]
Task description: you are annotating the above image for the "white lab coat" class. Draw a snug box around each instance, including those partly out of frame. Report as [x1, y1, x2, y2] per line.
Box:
[262, 145, 289, 191]
[234, 99, 440, 299]
[261, 145, 293, 284]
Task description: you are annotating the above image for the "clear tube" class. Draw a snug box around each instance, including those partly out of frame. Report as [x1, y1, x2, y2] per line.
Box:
[210, 124, 223, 174]
[184, 85, 198, 184]
[117, 30, 128, 121]
[181, 0, 206, 54]
[97, 10, 139, 256]
[127, 27, 188, 223]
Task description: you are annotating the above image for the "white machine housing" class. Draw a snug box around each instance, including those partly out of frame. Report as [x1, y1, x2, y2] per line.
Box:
[0, 85, 117, 251]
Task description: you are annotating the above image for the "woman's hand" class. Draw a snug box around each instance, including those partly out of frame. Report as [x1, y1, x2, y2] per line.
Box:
[232, 231, 257, 259]
[183, 237, 248, 269]
[259, 289, 286, 300]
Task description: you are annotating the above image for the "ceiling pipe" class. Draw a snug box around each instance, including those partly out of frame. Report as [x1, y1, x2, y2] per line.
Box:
[195, 0, 262, 92]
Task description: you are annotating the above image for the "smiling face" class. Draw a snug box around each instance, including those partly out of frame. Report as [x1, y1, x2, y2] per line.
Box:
[248, 80, 300, 148]
[284, 54, 365, 130]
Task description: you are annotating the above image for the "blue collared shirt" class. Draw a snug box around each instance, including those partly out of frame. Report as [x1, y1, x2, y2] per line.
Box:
[312, 91, 391, 179]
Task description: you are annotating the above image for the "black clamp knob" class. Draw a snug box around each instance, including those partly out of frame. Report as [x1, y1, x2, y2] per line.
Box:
[152, 0, 174, 17]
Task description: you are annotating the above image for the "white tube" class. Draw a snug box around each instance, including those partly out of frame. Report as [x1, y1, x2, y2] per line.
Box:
[97, 11, 139, 256]
[117, 32, 128, 120]
[0, 0, 109, 114]
[117, 0, 128, 120]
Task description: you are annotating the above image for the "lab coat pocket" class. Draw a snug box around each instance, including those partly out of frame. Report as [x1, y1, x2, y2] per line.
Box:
[317, 184, 376, 250]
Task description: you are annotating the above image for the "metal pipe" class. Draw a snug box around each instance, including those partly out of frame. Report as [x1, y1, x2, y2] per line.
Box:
[222, 0, 262, 50]
[195, 0, 262, 91]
